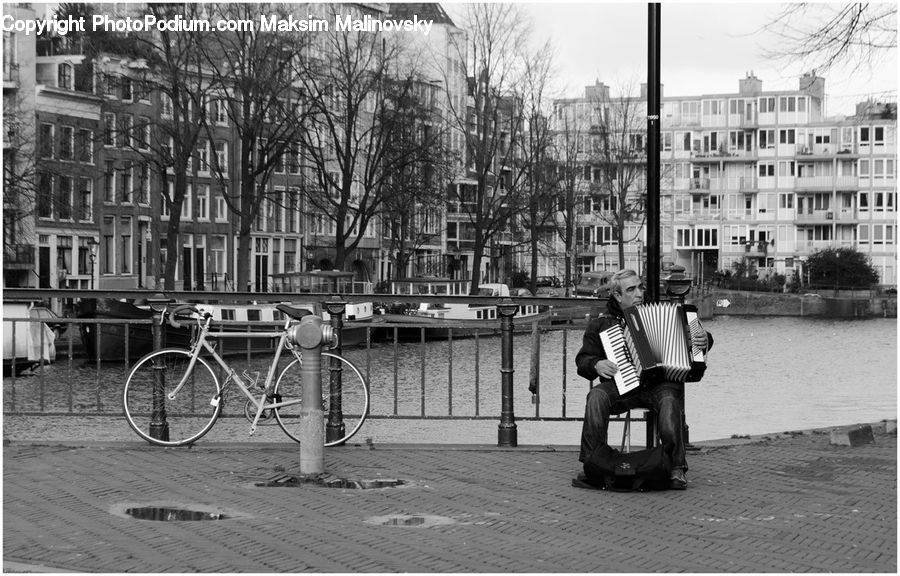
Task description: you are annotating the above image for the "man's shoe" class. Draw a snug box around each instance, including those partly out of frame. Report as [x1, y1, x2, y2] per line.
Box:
[669, 469, 687, 490]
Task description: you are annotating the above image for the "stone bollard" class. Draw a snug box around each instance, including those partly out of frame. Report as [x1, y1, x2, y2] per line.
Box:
[829, 424, 875, 447]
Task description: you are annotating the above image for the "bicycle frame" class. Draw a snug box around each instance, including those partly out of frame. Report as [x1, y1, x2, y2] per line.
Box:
[169, 314, 305, 434]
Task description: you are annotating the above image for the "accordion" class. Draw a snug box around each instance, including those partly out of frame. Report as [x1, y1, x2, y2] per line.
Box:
[599, 302, 707, 396]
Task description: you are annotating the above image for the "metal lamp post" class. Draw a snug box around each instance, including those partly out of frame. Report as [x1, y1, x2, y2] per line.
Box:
[87, 239, 98, 290]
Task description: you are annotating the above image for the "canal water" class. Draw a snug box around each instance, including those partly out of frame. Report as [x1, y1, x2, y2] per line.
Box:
[3, 316, 896, 446]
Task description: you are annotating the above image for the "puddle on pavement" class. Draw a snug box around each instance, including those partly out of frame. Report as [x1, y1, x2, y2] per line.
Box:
[125, 506, 228, 521]
[255, 474, 404, 489]
[365, 513, 457, 528]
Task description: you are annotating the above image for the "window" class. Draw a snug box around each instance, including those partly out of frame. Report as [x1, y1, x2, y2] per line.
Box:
[57, 236, 72, 276]
[120, 217, 132, 273]
[104, 161, 116, 202]
[874, 126, 885, 146]
[284, 239, 296, 273]
[37, 173, 53, 218]
[137, 117, 150, 150]
[758, 97, 776, 113]
[661, 132, 672, 152]
[759, 129, 775, 149]
[104, 73, 117, 98]
[121, 162, 133, 203]
[778, 161, 795, 177]
[779, 96, 799, 112]
[779, 193, 794, 209]
[758, 163, 775, 177]
[79, 178, 92, 221]
[181, 185, 192, 219]
[216, 196, 227, 222]
[120, 115, 132, 148]
[162, 184, 172, 218]
[78, 129, 93, 163]
[39, 123, 54, 158]
[859, 159, 869, 177]
[214, 141, 227, 171]
[57, 176, 73, 220]
[779, 129, 795, 145]
[197, 185, 209, 220]
[139, 163, 150, 204]
[161, 93, 173, 118]
[103, 113, 115, 146]
[198, 140, 210, 173]
[120, 76, 132, 101]
[860, 127, 870, 145]
[57, 63, 72, 89]
[212, 98, 228, 124]
[59, 126, 74, 160]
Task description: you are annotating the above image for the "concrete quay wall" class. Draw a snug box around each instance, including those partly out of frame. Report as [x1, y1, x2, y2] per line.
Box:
[702, 289, 897, 318]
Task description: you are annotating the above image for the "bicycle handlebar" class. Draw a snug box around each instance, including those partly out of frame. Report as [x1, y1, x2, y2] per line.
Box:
[166, 304, 211, 329]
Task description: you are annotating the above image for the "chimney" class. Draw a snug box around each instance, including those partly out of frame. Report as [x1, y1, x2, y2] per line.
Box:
[799, 70, 825, 102]
[739, 71, 762, 95]
[585, 80, 609, 101]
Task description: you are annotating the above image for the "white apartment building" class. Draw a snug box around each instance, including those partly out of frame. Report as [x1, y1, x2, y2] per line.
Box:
[553, 72, 897, 288]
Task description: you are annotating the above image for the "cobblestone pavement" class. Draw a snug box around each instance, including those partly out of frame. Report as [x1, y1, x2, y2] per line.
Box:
[3, 426, 896, 573]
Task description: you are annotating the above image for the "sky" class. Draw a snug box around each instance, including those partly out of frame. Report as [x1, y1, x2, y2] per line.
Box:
[444, 1, 898, 117]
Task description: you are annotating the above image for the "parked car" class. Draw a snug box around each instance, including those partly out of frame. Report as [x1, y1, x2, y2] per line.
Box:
[574, 271, 614, 298]
[535, 276, 561, 288]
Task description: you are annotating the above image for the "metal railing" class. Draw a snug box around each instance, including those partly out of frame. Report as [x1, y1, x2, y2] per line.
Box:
[3, 289, 654, 446]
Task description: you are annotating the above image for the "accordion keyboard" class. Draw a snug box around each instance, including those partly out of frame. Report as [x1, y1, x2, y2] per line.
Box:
[599, 324, 641, 396]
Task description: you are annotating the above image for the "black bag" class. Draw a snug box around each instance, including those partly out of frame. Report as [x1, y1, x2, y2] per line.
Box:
[582, 443, 673, 492]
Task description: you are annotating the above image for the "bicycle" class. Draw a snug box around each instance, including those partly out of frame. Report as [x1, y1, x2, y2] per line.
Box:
[122, 303, 370, 447]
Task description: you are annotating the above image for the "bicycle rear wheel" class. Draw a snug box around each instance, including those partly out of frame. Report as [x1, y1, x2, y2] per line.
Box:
[123, 348, 222, 446]
[273, 351, 369, 446]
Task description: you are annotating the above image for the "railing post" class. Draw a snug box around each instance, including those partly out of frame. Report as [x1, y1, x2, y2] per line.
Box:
[324, 298, 347, 444]
[288, 314, 334, 475]
[147, 294, 171, 441]
[497, 299, 519, 447]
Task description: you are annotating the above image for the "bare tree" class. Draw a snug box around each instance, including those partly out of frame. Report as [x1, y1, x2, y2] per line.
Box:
[292, 5, 435, 273]
[445, 3, 532, 293]
[763, 3, 897, 74]
[515, 41, 561, 293]
[587, 81, 647, 268]
[380, 82, 454, 282]
[198, 3, 307, 291]
[549, 98, 590, 295]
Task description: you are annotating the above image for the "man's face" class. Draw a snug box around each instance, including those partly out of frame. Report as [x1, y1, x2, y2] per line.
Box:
[614, 276, 644, 308]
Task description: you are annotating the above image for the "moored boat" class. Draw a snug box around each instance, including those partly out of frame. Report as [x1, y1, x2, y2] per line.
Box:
[3, 301, 59, 376]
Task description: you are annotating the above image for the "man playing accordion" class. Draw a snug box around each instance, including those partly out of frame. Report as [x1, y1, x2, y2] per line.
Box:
[575, 269, 714, 490]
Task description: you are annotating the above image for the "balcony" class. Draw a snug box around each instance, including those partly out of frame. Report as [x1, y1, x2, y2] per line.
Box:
[796, 210, 836, 223]
[795, 175, 859, 192]
[3, 244, 35, 270]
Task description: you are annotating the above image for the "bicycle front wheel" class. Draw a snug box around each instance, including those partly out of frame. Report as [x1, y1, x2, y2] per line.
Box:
[123, 348, 222, 446]
[273, 351, 370, 446]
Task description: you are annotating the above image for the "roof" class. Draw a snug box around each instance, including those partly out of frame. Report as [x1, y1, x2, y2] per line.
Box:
[386, 3, 456, 27]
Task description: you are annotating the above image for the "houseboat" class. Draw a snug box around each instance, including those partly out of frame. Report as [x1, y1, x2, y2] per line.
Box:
[271, 270, 375, 347]
[378, 278, 548, 340]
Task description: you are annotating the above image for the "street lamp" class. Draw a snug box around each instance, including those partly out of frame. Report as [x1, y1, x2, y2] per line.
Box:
[87, 239, 99, 290]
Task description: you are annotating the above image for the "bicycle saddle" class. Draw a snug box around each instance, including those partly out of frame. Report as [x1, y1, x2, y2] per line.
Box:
[275, 304, 314, 320]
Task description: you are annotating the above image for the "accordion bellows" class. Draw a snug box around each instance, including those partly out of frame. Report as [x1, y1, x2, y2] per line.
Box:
[599, 302, 707, 395]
